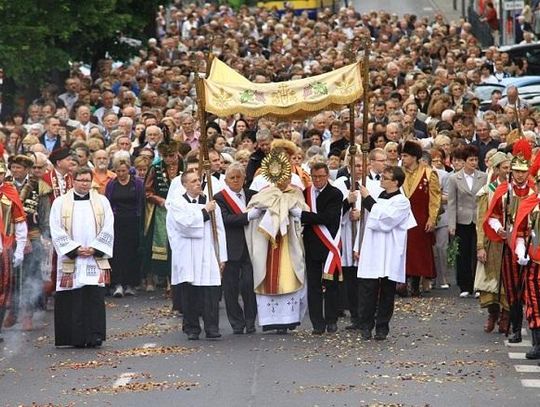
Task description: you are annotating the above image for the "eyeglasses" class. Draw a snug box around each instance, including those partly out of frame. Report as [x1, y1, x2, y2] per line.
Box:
[381, 175, 394, 181]
[32, 165, 44, 169]
[74, 179, 92, 183]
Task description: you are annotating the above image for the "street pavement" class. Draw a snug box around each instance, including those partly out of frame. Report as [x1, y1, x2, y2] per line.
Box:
[1, 286, 539, 406]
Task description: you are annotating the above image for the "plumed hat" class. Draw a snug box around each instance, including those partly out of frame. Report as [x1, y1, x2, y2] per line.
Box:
[530, 153, 540, 181]
[511, 138, 532, 171]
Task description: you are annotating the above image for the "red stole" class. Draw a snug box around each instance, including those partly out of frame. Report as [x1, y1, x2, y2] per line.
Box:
[306, 186, 342, 280]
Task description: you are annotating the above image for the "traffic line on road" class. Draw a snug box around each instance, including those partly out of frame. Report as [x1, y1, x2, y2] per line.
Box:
[515, 365, 540, 373]
[142, 343, 157, 349]
[521, 379, 540, 388]
[113, 372, 137, 388]
[504, 339, 532, 347]
[508, 352, 527, 359]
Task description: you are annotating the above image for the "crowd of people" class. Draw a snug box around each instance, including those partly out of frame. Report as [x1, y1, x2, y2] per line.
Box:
[0, 3, 540, 361]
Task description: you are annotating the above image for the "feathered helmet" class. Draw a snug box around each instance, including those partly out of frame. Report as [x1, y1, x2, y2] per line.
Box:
[511, 138, 532, 171]
[530, 153, 540, 182]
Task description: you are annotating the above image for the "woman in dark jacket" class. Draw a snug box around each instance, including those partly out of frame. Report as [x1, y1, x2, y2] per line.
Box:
[105, 159, 145, 297]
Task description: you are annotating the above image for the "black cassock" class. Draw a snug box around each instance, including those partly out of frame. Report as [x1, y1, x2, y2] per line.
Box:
[54, 286, 106, 347]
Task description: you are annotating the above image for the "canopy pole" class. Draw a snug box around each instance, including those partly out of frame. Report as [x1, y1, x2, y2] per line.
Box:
[195, 55, 220, 264]
[360, 37, 371, 189]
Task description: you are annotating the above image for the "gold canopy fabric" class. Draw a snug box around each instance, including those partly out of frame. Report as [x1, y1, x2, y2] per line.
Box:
[203, 58, 363, 119]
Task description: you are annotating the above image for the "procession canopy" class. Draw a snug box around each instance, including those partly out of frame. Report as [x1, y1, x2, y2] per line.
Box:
[203, 58, 363, 119]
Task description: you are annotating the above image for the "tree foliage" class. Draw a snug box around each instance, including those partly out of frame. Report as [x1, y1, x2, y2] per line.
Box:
[0, 0, 160, 88]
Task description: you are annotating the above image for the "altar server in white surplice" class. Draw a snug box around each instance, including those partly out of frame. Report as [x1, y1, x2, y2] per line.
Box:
[353, 166, 416, 341]
[166, 169, 227, 340]
[50, 167, 114, 348]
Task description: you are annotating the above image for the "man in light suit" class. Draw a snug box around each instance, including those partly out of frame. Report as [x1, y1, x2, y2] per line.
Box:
[447, 145, 487, 297]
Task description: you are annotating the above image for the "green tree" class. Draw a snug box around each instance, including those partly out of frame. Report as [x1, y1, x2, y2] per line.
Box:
[0, 0, 160, 89]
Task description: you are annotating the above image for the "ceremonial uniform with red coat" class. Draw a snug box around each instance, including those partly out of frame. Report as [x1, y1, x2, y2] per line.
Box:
[0, 169, 28, 341]
[483, 139, 534, 342]
[509, 153, 540, 359]
[42, 150, 73, 296]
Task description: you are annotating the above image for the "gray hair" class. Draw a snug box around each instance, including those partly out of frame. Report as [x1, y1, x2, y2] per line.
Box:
[256, 128, 273, 143]
[225, 161, 246, 177]
[112, 150, 131, 168]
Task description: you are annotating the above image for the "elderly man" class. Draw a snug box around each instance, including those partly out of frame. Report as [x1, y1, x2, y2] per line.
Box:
[472, 120, 500, 171]
[59, 77, 80, 112]
[91, 150, 116, 194]
[214, 163, 259, 334]
[75, 105, 100, 136]
[50, 167, 114, 348]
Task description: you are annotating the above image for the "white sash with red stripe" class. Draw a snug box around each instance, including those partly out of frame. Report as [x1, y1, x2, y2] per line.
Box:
[306, 186, 342, 280]
[221, 186, 246, 214]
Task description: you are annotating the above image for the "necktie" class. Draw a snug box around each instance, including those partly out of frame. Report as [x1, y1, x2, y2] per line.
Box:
[236, 193, 244, 203]
[314, 189, 320, 198]
[375, 174, 380, 181]
[192, 199, 197, 203]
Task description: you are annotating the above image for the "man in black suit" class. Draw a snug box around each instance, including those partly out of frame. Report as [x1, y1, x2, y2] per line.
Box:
[299, 162, 343, 335]
[39, 116, 62, 153]
[404, 102, 428, 138]
[214, 162, 260, 334]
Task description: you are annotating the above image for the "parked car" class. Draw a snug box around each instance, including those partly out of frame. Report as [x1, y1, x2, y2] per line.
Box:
[498, 42, 540, 75]
[474, 76, 540, 107]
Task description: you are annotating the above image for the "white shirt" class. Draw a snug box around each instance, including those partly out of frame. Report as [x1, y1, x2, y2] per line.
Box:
[464, 171, 474, 190]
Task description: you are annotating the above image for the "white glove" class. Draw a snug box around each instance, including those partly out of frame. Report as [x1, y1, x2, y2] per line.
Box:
[516, 237, 529, 266]
[289, 207, 302, 218]
[517, 255, 530, 266]
[13, 251, 23, 268]
[248, 208, 263, 220]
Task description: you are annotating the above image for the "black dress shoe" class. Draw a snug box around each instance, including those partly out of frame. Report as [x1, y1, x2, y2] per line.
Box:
[359, 329, 372, 340]
[233, 329, 244, 334]
[508, 332, 522, 343]
[205, 332, 222, 339]
[345, 324, 360, 331]
[276, 328, 288, 334]
[326, 323, 338, 333]
[87, 338, 103, 348]
[312, 328, 325, 335]
[374, 332, 388, 341]
[187, 333, 199, 340]
[246, 327, 256, 334]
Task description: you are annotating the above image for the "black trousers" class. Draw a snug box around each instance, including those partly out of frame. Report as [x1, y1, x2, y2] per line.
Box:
[54, 286, 106, 347]
[222, 258, 257, 331]
[181, 283, 220, 336]
[111, 216, 140, 287]
[357, 277, 396, 334]
[456, 223, 477, 293]
[342, 266, 359, 322]
[306, 258, 338, 330]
